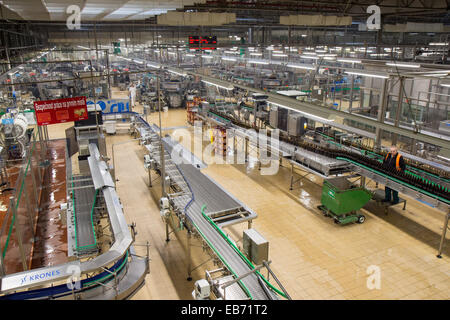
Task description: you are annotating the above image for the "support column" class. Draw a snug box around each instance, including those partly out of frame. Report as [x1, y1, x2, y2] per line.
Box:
[392, 77, 404, 146]
[375, 77, 389, 151]
[187, 231, 192, 281]
[148, 167, 152, 187]
[437, 212, 449, 259]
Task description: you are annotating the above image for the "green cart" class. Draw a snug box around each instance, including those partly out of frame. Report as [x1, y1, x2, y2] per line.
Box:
[318, 177, 372, 225]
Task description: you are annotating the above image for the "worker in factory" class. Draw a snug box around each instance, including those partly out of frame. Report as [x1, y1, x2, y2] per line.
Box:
[128, 82, 137, 108]
[383, 145, 406, 204]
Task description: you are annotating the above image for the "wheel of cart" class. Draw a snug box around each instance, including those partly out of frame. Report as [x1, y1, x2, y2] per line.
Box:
[357, 214, 366, 224]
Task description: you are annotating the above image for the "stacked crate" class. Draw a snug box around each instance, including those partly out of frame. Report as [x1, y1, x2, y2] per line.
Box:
[214, 126, 227, 157]
[186, 101, 196, 125]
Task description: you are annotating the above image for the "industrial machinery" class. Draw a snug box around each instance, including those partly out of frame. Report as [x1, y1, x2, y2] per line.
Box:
[192, 279, 211, 300]
[0, 112, 29, 159]
[318, 177, 371, 225]
[163, 79, 184, 108]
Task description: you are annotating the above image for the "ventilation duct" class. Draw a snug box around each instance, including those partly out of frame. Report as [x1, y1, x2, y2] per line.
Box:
[280, 15, 352, 26]
[384, 22, 444, 33]
[157, 12, 236, 26]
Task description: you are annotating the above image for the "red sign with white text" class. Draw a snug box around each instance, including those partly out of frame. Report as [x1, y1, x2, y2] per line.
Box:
[34, 96, 88, 126]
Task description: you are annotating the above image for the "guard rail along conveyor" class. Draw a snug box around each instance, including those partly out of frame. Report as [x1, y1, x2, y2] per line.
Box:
[0, 144, 148, 300]
[197, 106, 449, 257]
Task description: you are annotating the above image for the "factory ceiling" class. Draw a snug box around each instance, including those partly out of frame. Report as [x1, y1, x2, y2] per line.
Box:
[0, 0, 448, 24]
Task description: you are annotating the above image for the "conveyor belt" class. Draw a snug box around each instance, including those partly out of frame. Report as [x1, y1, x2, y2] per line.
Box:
[177, 163, 273, 300]
[134, 115, 276, 300]
[71, 175, 97, 253]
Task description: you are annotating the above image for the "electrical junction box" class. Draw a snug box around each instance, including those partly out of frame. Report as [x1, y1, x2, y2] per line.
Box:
[288, 114, 308, 137]
[243, 228, 269, 265]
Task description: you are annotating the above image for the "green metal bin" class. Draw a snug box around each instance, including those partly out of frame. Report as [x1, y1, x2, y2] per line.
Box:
[319, 177, 372, 225]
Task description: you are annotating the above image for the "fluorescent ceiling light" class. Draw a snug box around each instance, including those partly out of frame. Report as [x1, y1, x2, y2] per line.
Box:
[268, 101, 333, 123]
[185, 54, 196, 57]
[272, 54, 288, 57]
[168, 69, 187, 77]
[168, 52, 176, 55]
[301, 55, 320, 60]
[273, 50, 284, 54]
[222, 57, 237, 61]
[337, 59, 362, 64]
[250, 53, 262, 56]
[201, 79, 234, 90]
[147, 63, 160, 68]
[202, 55, 213, 59]
[440, 84, 450, 87]
[286, 64, 315, 70]
[386, 62, 421, 68]
[248, 60, 269, 65]
[345, 71, 389, 79]
[429, 42, 449, 46]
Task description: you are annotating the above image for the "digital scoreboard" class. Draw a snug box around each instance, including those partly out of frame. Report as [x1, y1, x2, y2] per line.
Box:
[188, 36, 217, 50]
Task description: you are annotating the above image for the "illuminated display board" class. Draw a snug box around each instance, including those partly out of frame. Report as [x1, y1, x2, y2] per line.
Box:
[188, 36, 217, 50]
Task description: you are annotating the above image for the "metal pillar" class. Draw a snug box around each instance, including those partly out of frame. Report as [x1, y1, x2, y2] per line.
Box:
[392, 77, 404, 146]
[245, 137, 248, 163]
[437, 212, 449, 259]
[148, 167, 152, 187]
[187, 231, 192, 281]
[375, 78, 389, 151]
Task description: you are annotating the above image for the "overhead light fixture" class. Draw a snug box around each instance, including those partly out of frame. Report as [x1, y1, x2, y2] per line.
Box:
[429, 42, 449, 46]
[386, 62, 421, 68]
[345, 71, 389, 79]
[147, 63, 160, 68]
[248, 60, 269, 65]
[201, 55, 213, 59]
[168, 52, 176, 55]
[440, 83, 450, 87]
[185, 54, 196, 57]
[272, 54, 288, 57]
[286, 64, 316, 70]
[337, 58, 362, 64]
[268, 101, 334, 123]
[201, 79, 234, 90]
[300, 55, 320, 60]
[250, 52, 263, 56]
[168, 69, 187, 77]
[222, 57, 237, 61]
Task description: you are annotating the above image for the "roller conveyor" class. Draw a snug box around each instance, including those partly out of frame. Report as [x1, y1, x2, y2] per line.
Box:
[178, 163, 273, 300]
[134, 115, 276, 300]
[69, 175, 98, 255]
